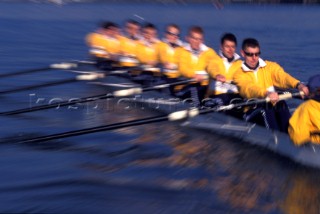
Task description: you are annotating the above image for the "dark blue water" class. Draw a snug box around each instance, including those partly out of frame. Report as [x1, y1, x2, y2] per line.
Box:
[0, 2, 320, 213]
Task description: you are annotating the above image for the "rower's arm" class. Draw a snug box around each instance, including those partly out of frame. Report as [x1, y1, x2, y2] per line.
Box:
[207, 58, 224, 79]
[177, 48, 195, 78]
[269, 62, 300, 89]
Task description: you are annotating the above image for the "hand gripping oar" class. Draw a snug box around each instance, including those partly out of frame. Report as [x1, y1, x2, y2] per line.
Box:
[0, 79, 196, 115]
[0, 72, 106, 95]
[0, 62, 79, 78]
[14, 92, 303, 144]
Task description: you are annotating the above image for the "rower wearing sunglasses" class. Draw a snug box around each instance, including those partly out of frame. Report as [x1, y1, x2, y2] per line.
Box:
[233, 38, 309, 133]
[156, 24, 184, 94]
[158, 24, 183, 79]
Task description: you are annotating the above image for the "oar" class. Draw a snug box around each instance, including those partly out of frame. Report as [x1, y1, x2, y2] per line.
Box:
[209, 91, 304, 112]
[0, 93, 114, 116]
[15, 92, 303, 144]
[0, 72, 106, 95]
[16, 114, 178, 144]
[0, 64, 163, 95]
[275, 86, 307, 100]
[0, 62, 84, 78]
[0, 79, 195, 115]
[111, 78, 195, 97]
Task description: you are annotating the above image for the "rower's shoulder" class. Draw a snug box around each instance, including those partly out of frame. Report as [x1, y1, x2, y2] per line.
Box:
[175, 46, 188, 53]
[118, 35, 127, 41]
[205, 47, 220, 58]
[263, 60, 282, 68]
[293, 99, 320, 115]
[157, 41, 169, 47]
[86, 32, 100, 40]
[304, 99, 320, 109]
[232, 58, 243, 63]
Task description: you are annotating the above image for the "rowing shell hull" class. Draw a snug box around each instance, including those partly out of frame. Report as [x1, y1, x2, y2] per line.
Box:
[101, 75, 320, 169]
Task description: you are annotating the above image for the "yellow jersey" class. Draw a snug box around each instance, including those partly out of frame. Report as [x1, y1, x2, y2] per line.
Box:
[177, 44, 219, 80]
[288, 99, 320, 145]
[233, 59, 300, 99]
[207, 53, 242, 95]
[157, 40, 183, 78]
[119, 35, 140, 57]
[85, 32, 120, 58]
[136, 39, 160, 66]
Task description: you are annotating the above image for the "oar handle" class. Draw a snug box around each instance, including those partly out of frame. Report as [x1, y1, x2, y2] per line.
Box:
[113, 88, 143, 97]
[168, 108, 199, 121]
[265, 91, 304, 102]
[210, 91, 305, 113]
[76, 73, 105, 81]
[49, 62, 78, 69]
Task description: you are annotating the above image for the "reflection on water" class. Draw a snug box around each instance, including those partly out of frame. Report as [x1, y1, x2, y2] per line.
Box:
[281, 170, 320, 214]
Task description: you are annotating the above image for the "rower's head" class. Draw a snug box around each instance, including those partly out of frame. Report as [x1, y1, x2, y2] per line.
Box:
[142, 23, 158, 42]
[165, 24, 180, 44]
[308, 74, 320, 101]
[125, 19, 140, 38]
[241, 38, 261, 69]
[220, 33, 237, 59]
[100, 21, 120, 38]
[187, 26, 204, 51]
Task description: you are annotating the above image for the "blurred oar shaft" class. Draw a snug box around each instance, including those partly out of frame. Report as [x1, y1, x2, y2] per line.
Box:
[18, 115, 169, 144]
[0, 93, 113, 116]
[0, 62, 80, 78]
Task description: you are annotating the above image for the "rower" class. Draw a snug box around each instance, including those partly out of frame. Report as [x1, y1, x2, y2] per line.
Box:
[118, 19, 141, 67]
[85, 21, 121, 69]
[158, 24, 183, 79]
[288, 74, 320, 145]
[134, 23, 161, 85]
[157, 24, 183, 94]
[233, 38, 309, 133]
[135, 23, 160, 67]
[175, 26, 220, 105]
[206, 33, 243, 107]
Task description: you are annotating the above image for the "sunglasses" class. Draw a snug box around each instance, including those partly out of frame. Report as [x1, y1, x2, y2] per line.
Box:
[166, 31, 180, 37]
[244, 51, 261, 57]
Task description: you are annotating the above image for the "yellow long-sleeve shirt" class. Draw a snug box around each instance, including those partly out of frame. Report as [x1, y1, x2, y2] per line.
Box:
[233, 59, 300, 99]
[207, 56, 242, 81]
[85, 32, 121, 57]
[177, 44, 219, 79]
[288, 99, 320, 145]
[136, 40, 160, 65]
[157, 41, 182, 78]
[207, 54, 242, 95]
[119, 35, 139, 57]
